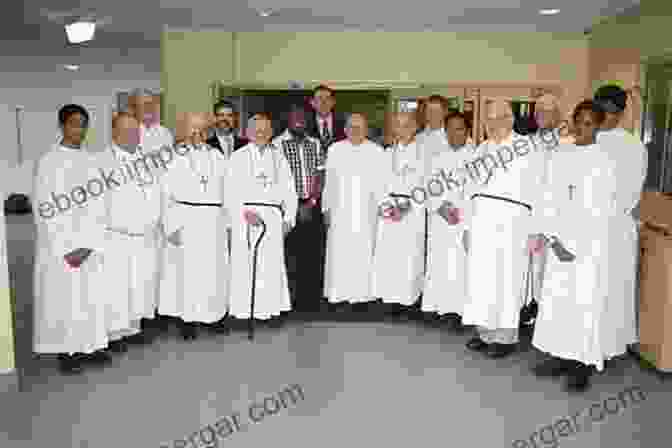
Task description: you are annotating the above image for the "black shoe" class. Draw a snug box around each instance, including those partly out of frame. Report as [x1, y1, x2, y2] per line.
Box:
[58, 354, 84, 374]
[532, 357, 578, 378]
[466, 337, 490, 352]
[268, 316, 285, 328]
[440, 314, 464, 332]
[126, 332, 154, 345]
[180, 322, 198, 340]
[210, 319, 231, 334]
[565, 364, 592, 392]
[109, 340, 128, 353]
[486, 343, 517, 358]
[85, 350, 113, 365]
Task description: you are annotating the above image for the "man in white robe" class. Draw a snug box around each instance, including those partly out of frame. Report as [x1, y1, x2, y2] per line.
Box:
[97, 113, 164, 350]
[128, 88, 174, 334]
[0, 163, 13, 375]
[33, 104, 110, 374]
[323, 113, 388, 310]
[372, 112, 427, 313]
[224, 113, 297, 324]
[423, 111, 476, 330]
[159, 112, 230, 339]
[529, 100, 620, 392]
[417, 95, 450, 159]
[593, 85, 648, 361]
[460, 99, 545, 358]
[526, 94, 565, 315]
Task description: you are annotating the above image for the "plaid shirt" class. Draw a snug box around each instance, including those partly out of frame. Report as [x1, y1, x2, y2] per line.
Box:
[273, 130, 323, 199]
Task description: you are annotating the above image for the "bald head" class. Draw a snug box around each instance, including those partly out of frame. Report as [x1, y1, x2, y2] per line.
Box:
[345, 113, 368, 145]
[535, 93, 561, 129]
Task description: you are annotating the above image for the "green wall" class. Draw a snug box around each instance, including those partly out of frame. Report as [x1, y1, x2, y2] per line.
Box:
[0, 284, 13, 373]
[162, 31, 590, 131]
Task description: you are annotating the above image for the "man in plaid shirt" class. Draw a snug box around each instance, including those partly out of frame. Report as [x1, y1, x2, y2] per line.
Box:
[273, 103, 326, 316]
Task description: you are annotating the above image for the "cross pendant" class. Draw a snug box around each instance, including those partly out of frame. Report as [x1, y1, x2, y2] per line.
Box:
[568, 184, 575, 200]
[257, 173, 273, 190]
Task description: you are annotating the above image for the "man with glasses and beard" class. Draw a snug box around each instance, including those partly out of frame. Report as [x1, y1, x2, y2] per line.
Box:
[273, 103, 325, 317]
[207, 100, 249, 160]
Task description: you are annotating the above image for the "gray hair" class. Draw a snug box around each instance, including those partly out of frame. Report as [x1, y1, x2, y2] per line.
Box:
[128, 88, 156, 98]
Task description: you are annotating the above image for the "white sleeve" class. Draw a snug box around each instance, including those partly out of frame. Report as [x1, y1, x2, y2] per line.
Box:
[322, 148, 336, 214]
[159, 164, 185, 237]
[279, 154, 298, 228]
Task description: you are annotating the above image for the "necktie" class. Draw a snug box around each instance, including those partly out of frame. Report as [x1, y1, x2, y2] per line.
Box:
[322, 120, 330, 142]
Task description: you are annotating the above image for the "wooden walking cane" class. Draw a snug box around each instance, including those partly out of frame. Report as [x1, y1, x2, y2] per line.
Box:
[247, 217, 267, 341]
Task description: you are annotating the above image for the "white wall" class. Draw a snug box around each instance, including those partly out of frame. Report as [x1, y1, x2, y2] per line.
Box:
[0, 44, 160, 197]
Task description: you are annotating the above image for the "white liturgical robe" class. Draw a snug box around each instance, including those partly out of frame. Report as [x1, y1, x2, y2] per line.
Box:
[0, 170, 11, 369]
[596, 128, 647, 356]
[323, 139, 388, 303]
[33, 145, 109, 354]
[417, 127, 448, 159]
[98, 145, 162, 338]
[531, 143, 618, 371]
[423, 142, 475, 315]
[462, 132, 545, 330]
[159, 143, 229, 323]
[371, 140, 428, 305]
[225, 142, 297, 319]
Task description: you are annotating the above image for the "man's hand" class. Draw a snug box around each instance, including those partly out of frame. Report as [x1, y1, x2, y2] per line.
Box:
[438, 201, 462, 225]
[64, 248, 94, 269]
[166, 229, 183, 247]
[243, 209, 262, 227]
[527, 234, 546, 255]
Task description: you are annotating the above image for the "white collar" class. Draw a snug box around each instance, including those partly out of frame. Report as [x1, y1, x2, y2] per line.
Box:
[57, 142, 83, 152]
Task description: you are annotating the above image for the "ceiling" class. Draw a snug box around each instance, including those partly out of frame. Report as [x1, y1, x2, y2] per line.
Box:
[1, 0, 641, 58]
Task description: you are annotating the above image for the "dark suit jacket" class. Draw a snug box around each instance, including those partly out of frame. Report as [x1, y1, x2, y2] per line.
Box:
[306, 111, 347, 146]
[206, 133, 249, 158]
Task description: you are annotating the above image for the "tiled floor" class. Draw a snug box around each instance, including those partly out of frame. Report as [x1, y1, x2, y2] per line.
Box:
[1, 214, 668, 448]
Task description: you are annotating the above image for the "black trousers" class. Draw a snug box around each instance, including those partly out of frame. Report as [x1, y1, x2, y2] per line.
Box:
[284, 199, 326, 311]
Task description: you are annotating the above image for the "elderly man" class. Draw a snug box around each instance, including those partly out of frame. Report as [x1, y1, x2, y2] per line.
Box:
[206, 100, 249, 160]
[372, 112, 427, 314]
[593, 85, 648, 364]
[127, 88, 174, 334]
[417, 95, 450, 159]
[273, 103, 325, 315]
[158, 112, 230, 339]
[224, 113, 297, 326]
[323, 113, 388, 311]
[97, 112, 164, 350]
[460, 99, 545, 358]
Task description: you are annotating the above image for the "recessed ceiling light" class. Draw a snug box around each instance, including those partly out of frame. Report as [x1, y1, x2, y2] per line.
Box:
[258, 9, 273, 17]
[539, 9, 560, 15]
[65, 21, 96, 43]
[63, 64, 80, 71]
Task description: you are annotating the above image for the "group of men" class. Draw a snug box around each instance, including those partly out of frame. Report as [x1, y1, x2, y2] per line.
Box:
[29, 84, 647, 394]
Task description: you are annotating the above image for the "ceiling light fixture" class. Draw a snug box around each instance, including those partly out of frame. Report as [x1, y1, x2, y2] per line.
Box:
[258, 10, 273, 17]
[539, 9, 560, 15]
[65, 21, 96, 44]
[63, 64, 80, 71]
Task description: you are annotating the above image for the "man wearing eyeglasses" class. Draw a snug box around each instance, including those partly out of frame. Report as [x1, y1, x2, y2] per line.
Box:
[460, 99, 546, 359]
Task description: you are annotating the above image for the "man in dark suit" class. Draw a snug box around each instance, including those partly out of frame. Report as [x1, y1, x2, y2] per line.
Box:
[206, 100, 249, 159]
[306, 85, 347, 154]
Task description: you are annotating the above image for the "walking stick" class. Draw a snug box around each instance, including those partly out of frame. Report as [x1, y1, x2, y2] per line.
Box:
[247, 216, 267, 341]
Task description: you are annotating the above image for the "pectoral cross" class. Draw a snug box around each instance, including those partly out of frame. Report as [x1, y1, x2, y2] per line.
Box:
[257, 172, 273, 190]
[568, 184, 575, 200]
[200, 175, 209, 192]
